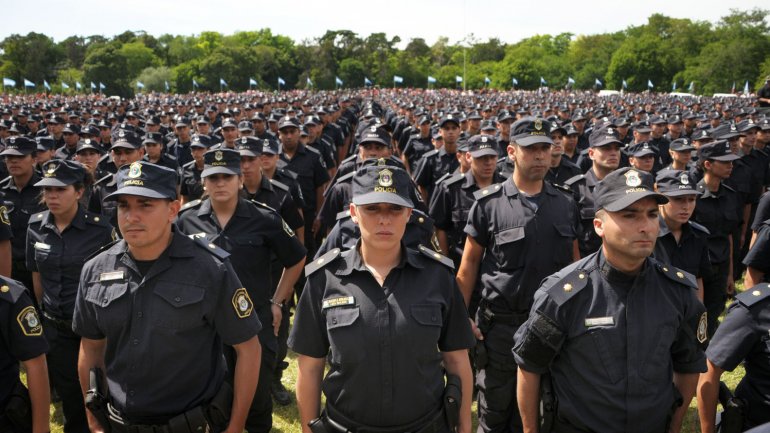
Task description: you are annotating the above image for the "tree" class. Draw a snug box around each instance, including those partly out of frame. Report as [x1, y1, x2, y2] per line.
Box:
[119, 41, 162, 80]
[136, 66, 173, 92]
[0, 32, 62, 84]
[82, 43, 130, 96]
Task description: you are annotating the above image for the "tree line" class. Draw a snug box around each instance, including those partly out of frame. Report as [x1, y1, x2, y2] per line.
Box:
[0, 8, 768, 97]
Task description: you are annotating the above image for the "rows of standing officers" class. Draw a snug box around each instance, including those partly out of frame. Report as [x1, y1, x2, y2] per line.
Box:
[1, 88, 770, 433]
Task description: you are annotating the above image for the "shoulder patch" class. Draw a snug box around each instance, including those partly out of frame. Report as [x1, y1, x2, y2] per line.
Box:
[269, 178, 289, 192]
[687, 220, 711, 235]
[656, 263, 698, 289]
[305, 248, 342, 276]
[564, 174, 586, 186]
[473, 183, 503, 200]
[192, 236, 230, 260]
[180, 199, 202, 212]
[231, 287, 254, 319]
[336, 209, 352, 221]
[16, 305, 43, 336]
[417, 245, 454, 269]
[546, 269, 590, 305]
[0, 279, 26, 304]
[736, 283, 770, 308]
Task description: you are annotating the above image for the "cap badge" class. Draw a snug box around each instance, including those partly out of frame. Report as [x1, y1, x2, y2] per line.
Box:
[46, 163, 56, 175]
[215, 150, 223, 161]
[118, 130, 125, 138]
[680, 173, 690, 185]
[377, 158, 386, 166]
[607, 128, 615, 135]
[378, 169, 393, 187]
[241, 137, 247, 144]
[481, 136, 488, 143]
[370, 125, 377, 132]
[534, 119, 543, 131]
[128, 162, 142, 179]
[624, 170, 642, 187]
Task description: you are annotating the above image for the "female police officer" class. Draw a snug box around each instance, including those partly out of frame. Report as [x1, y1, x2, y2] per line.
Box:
[176, 148, 306, 433]
[289, 165, 475, 433]
[26, 159, 115, 433]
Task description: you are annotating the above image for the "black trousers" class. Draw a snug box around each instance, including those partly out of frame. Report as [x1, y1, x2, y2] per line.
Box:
[703, 261, 730, 339]
[43, 317, 89, 433]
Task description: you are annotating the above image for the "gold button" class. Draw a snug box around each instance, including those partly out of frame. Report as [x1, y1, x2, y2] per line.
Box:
[753, 290, 762, 296]
[317, 258, 325, 265]
[563, 283, 573, 292]
[433, 253, 441, 259]
[482, 189, 489, 195]
[663, 267, 669, 272]
[0, 285, 8, 293]
[208, 243, 216, 249]
[37, 214, 43, 219]
[578, 273, 585, 279]
[676, 272, 684, 279]
[94, 217, 100, 222]
[418, 217, 425, 223]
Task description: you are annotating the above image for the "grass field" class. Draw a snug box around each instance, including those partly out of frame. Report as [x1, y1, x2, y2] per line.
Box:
[40, 287, 747, 433]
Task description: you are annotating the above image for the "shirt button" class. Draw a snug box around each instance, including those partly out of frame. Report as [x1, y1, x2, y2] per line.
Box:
[132, 339, 139, 345]
[332, 318, 338, 325]
[431, 316, 437, 322]
[129, 390, 135, 396]
[102, 298, 109, 305]
[174, 297, 181, 303]
[137, 312, 143, 318]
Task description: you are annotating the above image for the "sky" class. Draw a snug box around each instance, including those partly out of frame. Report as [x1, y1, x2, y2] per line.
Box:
[2, 0, 767, 47]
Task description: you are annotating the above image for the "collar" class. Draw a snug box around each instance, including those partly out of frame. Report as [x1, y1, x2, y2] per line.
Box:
[197, 197, 252, 219]
[598, 249, 647, 286]
[259, 175, 274, 192]
[108, 228, 195, 259]
[585, 168, 601, 187]
[462, 171, 478, 189]
[502, 177, 557, 197]
[41, 206, 88, 231]
[335, 241, 422, 276]
[657, 216, 693, 239]
[696, 179, 719, 199]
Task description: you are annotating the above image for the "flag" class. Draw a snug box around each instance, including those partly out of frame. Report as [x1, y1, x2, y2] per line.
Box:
[2, 78, 15, 87]
[23, 78, 35, 88]
[75, 82, 82, 90]
[731, 81, 736, 93]
[43, 80, 51, 91]
[90, 82, 96, 90]
[393, 75, 404, 84]
[364, 77, 372, 86]
[307, 77, 313, 86]
[540, 77, 547, 86]
[744, 80, 750, 94]
[455, 75, 463, 83]
[164, 81, 169, 91]
[219, 78, 228, 87]
[512, 78, 518, 86]
[136, 81, 145, 89]
[277, 77, 286, 86]
[427, 76, 437, 84]
[567, 77, 575, 85]
[249, 78, 257, 86]
[672, 81, 677, 91]
[688, 81, 694, 92]
[61, 82, 70, 90]
[192, 79, 199, 89]
[647, 79, 654, 89]
[595, 78, 603, 87]
[99, 82, 106, 91]
[622, 79, 628, 89]
[335, 76, 343, 86]
[484, 76, 491, 85]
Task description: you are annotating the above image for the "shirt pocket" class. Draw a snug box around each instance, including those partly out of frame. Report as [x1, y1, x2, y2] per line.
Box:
[493, 226, 526, 270]
[410, 303, 443, 360]
[151, 282, 206, 332]
[571, 327, 624, 384]
[640, 324, 676, 382]
[84, 280, 130, 333]
[553, 224, 576, 266]
[325, 307, 363, 364]
[33, 242, 59, 272]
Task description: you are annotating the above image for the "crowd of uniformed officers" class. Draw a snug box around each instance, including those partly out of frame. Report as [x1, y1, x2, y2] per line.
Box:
[2, 80, 770, 433]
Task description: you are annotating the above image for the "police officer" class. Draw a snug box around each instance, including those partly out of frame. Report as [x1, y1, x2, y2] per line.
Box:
[180, 134, 212, 204]
[176, 148, 306, 432]
[514, 167, 707, 433]
[413, 114, 462, 202]
[565, 125, 623, 257]
[401, 115, 434, 173]
[455, 117, 580, 433]
[0, 277, 50, 433]
[1, 136, 45, 288]
[259, 138, 306, 223]
[697, 283, 770, 431]
[666, 138, 696, 171]
[290, 165, 474, 433]
[429, 134, 503, 266]
[627, 142, 658, 173]
[692, 140, 742, 337]
[545, 122, 581, 186]
[142, 132, 180, 174]
[26, 159, 115, 433]
[73, 161, 262, 433]
[653, 170, 711, 301]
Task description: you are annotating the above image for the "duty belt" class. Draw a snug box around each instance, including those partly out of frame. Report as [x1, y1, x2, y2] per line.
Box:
[478, 301, 529, 325]
[323, 403, 446, 433]
[42, 311, 73, 332]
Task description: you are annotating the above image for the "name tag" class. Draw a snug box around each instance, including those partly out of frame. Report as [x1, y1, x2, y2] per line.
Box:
[322, 296, 355, 309]
[34, 242, 51, 251]
[99, 271, 125, 282]
[585, 316, 614, 327]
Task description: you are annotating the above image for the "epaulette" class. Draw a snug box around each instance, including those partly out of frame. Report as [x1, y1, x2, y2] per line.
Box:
[736, 283, 770, 308]
[688, 220, 711, 235]
[305, 248, 342, 276]
[545, 268, 590, 305]
[28, 210, 49, 225]
[182, 160, 196, 169]
[304, 145, 321, 155]
[416, 245, 454, 269]
[655, 262, 697, 289]
[442, 172, 465, 187]
[278, 167, 299, 180]
[473, 183, 503, 200]
[0, 278, 27, 304]
[411, 209, 432, 226]
[250, 200, 277, 213]
[550, 182, 574, 194]
[564, 174, 585, 186]
[340, 154, 357, 165]
[497, 156, 508, 164]
[94, 173, 113, 186]
[434, 172, 453, 186]
[335, 171, 356, 184]
[83, 211, 111, 227]
[192, 236, 230, 260]
[270, 178, 289, 192]
[84, 239, 120, 262]
[336, 209, 352, 221]
[421, 149, 439, 159]
[180, 199, 202, 212]
[0, 176, 12, 187]
[165, 153, 178, 161]
[723, 183, 736, 193]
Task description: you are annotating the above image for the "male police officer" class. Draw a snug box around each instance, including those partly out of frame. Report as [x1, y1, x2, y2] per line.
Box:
[456, 118, 579, 433]
[73, 161, 262, 433]
[514, 167, 707, 433]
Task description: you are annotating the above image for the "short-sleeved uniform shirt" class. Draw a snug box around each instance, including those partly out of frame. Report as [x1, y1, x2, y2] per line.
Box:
[180, 160, 204, 201]
[0, 278, 49, 405]
[1, 174, 44, 261]
[413, 148, 460, 202]
[545, 157, 582, 187]
[402, 135, 434, 169]
[88, 172, 119, 227]
[289, 245, 474, 428]
[653, 219, 712, 280]
[706, 286, 770, 425]
[244, 176, 304, 232]
[693, 181, 741, 265]
[513, 252, 707, 433]
[72, 231, 261, 421]
[26, 207, 116, 320]
[279, 144, 330, 211]
[565, 168, 603, 257]
[272, 165, 306, 210]
[176, 198, 307, 307]
[465, 178, 580, 314]
[744, 222, 770, 281]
